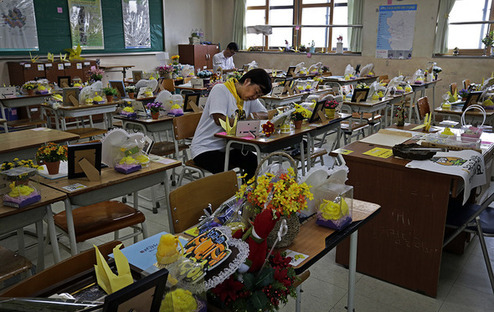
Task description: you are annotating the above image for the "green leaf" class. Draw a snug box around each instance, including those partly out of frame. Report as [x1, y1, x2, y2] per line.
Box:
[243, 272, 255, 290]
[250, 290, 269, 311]
[255, 267, 274, 288]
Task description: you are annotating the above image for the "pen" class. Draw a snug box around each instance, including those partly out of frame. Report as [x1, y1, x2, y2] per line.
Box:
[249, 130, 257, 138]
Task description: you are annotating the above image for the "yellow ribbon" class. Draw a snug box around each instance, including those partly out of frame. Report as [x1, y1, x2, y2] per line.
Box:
[223, 78, 244, 113]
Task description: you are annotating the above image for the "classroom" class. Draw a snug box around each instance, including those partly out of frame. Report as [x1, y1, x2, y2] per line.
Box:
[0, 0, 493, 311]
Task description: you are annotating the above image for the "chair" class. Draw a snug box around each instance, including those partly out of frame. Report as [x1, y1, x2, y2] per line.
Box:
[416, 96, 431, 123]
[0, 246, 34, 290]
[0, 241, 120, 297]
[463, 79, 471, 89]
[52, 200, 146, 254]
[168, 170, 238, 234]
[444, 192, 494, 293]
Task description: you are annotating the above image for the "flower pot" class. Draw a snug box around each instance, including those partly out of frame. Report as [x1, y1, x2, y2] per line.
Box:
[325, 108, 335, 119]
[45, 161, 60, 175]
[27, 89, 35, 96]
[151, 111, 160, 119]
[128, 92, 135, 99]
[162, 72, 173, 79]
[106, 95, 114, 103]
[293, 120, 303, 129]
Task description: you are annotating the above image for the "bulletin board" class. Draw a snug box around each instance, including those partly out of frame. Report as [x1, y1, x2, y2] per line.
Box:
[0, 0, 163, 56]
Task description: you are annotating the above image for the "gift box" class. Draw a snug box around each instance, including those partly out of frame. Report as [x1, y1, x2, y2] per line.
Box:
[316, 183, 353, 231]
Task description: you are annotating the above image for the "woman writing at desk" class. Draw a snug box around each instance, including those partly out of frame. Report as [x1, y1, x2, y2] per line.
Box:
[190, 68, 272, 179]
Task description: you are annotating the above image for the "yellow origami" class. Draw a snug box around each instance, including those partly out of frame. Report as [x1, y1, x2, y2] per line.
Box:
[65, 44, 85, 61]
[219, 115, 237, 135]
[47, 53, 54, 62]
[59, 53, 67, 62]
[94, 243, 133, 294]
[29, 51, 39, 63]
[411, 112, 432, 132]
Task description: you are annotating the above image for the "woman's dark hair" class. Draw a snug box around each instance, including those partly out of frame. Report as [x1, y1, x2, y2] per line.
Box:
[239, 68, 272, 95]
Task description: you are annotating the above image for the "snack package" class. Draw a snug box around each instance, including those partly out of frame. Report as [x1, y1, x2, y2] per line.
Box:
[113, 139, 150, 173]
[344, 64, 356, 80]
[411, 69, 425, 85]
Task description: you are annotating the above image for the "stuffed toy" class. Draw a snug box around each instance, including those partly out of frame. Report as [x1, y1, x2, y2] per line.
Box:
[237, 209, 278, 273]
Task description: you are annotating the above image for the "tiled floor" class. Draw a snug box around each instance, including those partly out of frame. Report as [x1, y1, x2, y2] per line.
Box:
[1, 132, 494, 311]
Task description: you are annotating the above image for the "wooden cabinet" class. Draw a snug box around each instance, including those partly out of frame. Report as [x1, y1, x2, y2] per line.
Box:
[178, 44, 219, 72]
[8, 60, 97, 86]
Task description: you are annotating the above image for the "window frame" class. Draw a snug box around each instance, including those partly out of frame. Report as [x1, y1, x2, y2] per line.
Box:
[246, 0, 353, 52]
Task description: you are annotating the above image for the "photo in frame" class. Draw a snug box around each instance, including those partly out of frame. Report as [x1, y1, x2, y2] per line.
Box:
[132, 70, 143, 83]
[463, 91, 483, 111]
[286, 66, 296, 77]
[308, 100, 326, 123]
[281, 78, 294, 95]
[62, 87, 80, 106]
[183, 92, 201, 112]
[351, 88, 370, 103]
[58, 76, 72, 88]
[110, 80, 127, 99]
[102, 268, 169, 312]
[68, 142, 102, 179]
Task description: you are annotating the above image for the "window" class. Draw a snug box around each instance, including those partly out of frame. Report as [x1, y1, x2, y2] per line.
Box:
[446, 0, 494, 54]
[245, 0, 352, 52]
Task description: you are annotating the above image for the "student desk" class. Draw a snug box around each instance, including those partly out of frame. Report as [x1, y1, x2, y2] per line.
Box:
[113, 114, 174, 135]
[260, 93, 304, 109]
[342, 98, 390, 134]
[410, 79, 441, 123]
[38, 160, 181, 258]
[215, 114, 350, 173]
[435, 105, 494, 126]
[0, 184, 66, 272]
[321, 75, 378, 86]
[99, 64, 135, 80]
[0, 128, 80, 163]
[333, 129, 494, 297]
[42, 102, 119, 131]
[0, 94, 50, 132]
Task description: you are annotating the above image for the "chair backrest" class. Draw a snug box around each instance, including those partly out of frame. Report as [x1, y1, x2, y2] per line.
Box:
[379, 75, 389, 84]
[161, 78, 175, 93]
[417, 96, 431, 119]
[0, 241, 121, 297]
[463, 79, 471, 89]
[172, 112, 202, 141]
[168, 170, 239, 233]
[450, 82, 458, 95]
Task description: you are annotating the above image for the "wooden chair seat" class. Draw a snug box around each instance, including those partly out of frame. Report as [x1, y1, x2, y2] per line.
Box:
[65, 127, 107, 139]
[7, 118, 46, 129]
[112, 120, 123, 128]
[293, 147, 327, 161]
[151, 141, 188, 156]
[341, 121, 369, 132]
[53, 201, 145, 243]
[351, 112, 382, 123]
[0, 246, 33, 283]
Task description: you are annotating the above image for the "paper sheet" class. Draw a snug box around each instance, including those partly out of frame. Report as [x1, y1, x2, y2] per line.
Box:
[359, 129, 413, 147]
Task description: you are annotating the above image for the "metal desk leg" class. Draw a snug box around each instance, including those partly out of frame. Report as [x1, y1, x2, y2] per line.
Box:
[300, 139, 306, 176]
[347, 230, 358, 312]
[35, 219, 44, 272]
[224, 140, 262, 172]
[46, 205, 61, 263]
[296, 284, 302, 312]
[432, 85, 437, 122]
[64, 198, 78, 256]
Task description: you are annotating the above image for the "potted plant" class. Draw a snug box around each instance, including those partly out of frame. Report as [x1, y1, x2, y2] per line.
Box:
[291, 104, 311, 129]
[482, 30, 494, 56]
[459, 89, 470, 101]
[323, 100, 339, 119]
[36, 142, 68, 175]
[125, 85, 136, 99]
[146, 101, 162, 119]
[22, 82, 38, 96]
[88, 66, 104, 82]
[103, 87, 118, 102]
[156, 65, 174, 79]
[197, 69, 213, 86]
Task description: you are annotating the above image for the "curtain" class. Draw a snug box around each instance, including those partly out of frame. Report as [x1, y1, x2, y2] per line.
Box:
[434, 0, 456, 54]
[347, 0, 363, 52]
[233, 0, 246, 49]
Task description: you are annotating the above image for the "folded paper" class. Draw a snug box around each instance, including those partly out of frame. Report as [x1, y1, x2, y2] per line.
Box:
[94, 243, 133, 294]
[219, 115, 237, 135]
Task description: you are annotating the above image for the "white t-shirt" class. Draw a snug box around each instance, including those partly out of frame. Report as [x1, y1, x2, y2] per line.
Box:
[212, 51, 235, 71]
[190, 84, 267, 158]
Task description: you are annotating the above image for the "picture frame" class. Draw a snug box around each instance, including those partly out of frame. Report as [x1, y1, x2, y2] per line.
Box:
[242, 64, 249, 72]
[286, 66, 296, 77]
[110, 80, 127, 99]
[68, 142, 102, 179]
[102, 268, 169, 312]
[142, 136, 154, 155]
[308, 100, 325, 123]
[351, 88, 370, 103]
[270, 85, 284, 97]
[281, 78, 294, 95]
[62, 87, 80, 106]
[183, 92, 201, 112]
[58, 76, 71, 88]
[463, 91, 483, 111]
[132, 70, 143, 83]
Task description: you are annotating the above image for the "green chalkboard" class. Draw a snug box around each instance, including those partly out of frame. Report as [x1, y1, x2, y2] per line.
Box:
[0, 0, 163, 56]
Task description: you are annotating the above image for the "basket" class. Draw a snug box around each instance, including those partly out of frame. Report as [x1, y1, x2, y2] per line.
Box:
[251, 152, 301, 248]
[461, 104, 485, 139]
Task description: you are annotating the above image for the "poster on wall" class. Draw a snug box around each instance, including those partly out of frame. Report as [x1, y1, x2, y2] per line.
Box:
[0, 0, 38, 51]
[68, 0, 104, 50]
[122, 0, 151, 49]
[375, 4, 417, 59]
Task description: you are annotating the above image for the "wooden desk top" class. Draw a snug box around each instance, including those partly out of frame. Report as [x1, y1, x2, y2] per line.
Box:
[435, 106, 494, 116]
[261, 93, 304, 100]
[410, 78, 442, 88]
[0, 184, 66, 218]
[286, 199, 380, 273]
[321, 75, 378, 83]
[0, 128, 80, 154]
[343, 97, 391, 107]
[38, 160, 181, 196]
[215, 115, 347, 145]
[0, 93, 50, 101]
[43, 102, 120, 111]
[113, 114, 173, 124]
[99, 64, 135, 70]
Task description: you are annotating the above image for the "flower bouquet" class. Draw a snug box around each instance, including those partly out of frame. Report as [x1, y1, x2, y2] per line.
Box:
[316, 183, 353, 230]
[88, 66, 104, 81]
[125, 85, 136, 98]
[147, 101, 162, 119]
[291, 104, 311, 121]
[120, 106, 137, 119]
[323, 99, 338, 118]
[36, 142, 68, 175]
[22, 82, 38, 95]
[157, 65, 174, 78]
[1, 158, 41, 208]
[171, 54, 180, 65]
